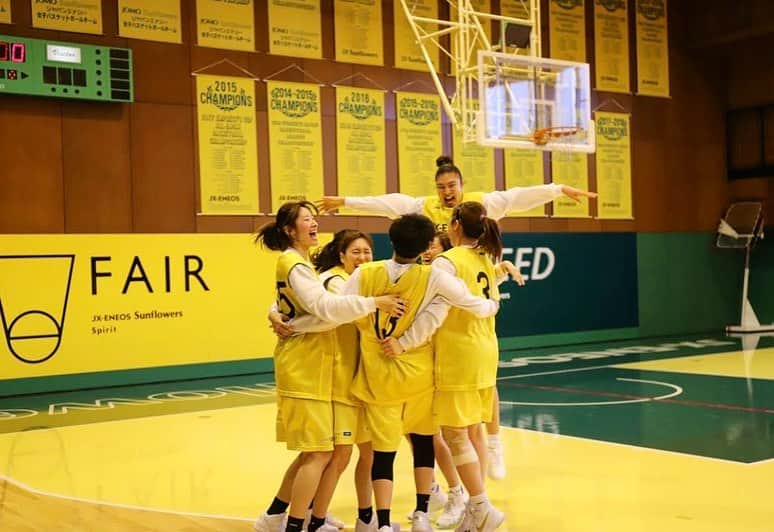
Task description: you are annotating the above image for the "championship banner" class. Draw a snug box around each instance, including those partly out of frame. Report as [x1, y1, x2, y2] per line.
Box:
[396, 91, 443, 198]
[196, 0, 254, 51]
[452, 103, 495, 193]
[196, 75, 260, 215]
[394, 0, 439, 72]
[504, 149, 545, 217]
[551, 153, 589, 217]
[31, 0, 102, 35]
[548, 0, 586, 62]
[267, 81, 324, 212]
[636, 0, 669, 97]
[595, 112, 632, 219]
[0, 234, 278, 381]
[594, 0, 629, 93]
[118, 0, 182, 44]
[336, 87, 386, 214]
[268, 0, 322, 59]
[334, 0, 383, 65]
[0, 0, 10, 24]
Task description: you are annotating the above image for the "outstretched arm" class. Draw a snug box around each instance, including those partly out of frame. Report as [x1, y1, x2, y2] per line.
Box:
[316, 194, 424, 218]
[483, 184, 597, 220]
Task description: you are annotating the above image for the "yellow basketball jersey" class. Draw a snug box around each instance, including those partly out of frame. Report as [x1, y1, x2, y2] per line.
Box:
[421, 191, 485, 231]
[351, 261, 434, 405]
[273, 251, 335, 401]
[434, 246, 500, 391]
[320, 266, 360, 406]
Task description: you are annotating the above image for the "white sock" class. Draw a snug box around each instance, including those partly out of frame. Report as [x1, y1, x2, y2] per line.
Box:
[448, 484, 463, 495]
[470, 493, 489, 506]
[487, 434, 500, 446]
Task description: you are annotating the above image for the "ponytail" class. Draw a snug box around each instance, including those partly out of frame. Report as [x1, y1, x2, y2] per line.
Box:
[451, 201, 502, 262]
[255, 200, 317, 251]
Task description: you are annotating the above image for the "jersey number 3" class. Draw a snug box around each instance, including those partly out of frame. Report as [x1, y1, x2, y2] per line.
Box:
[477, 272, 491, 299]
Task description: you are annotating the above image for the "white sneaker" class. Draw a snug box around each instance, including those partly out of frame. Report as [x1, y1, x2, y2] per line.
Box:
[429, 482, 448, 513]
[455, 502, 505, 532]
[486, 440, 506, 480]
[254, 512, 287, 532]
[435, 488, 467, 529]
[317, 525, 339, 532]
[326, 513, 345, 529]
[356, 515, 377, 532]
[411, 510, 433, 532]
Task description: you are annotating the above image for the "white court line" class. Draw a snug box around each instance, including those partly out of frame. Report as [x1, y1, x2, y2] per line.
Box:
[497, 364, 614, 380]
[0, 471, 254, 522]
[499, 377, 683, 406]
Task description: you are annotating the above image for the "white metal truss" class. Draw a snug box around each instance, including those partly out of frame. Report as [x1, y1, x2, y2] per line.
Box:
[398, 0, 541, 143]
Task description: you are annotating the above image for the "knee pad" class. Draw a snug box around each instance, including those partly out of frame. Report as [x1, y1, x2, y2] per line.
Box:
[442, 427, 477, 466]
[371, 450, 396, 481]
[409, 433, 435, 469]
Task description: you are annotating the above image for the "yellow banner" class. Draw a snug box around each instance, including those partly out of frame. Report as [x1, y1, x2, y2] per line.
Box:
[551, 153, 589, 217]
[0, 0, 10, 24]
[118, 0, 181, 44]
[636, 0, 669, 97]
[504, 149, 545, 217]
[396, 91, 443, 198]
[268, 0, 322, 59]
[336, 87, 386, 214]
[594, 0, 629, 93]
[267, 81, 324, 212]
[32, 0, 102, 34]
[0, 234, 279, 380]
[548, 0, 586, 62]
[394, 0, 439, 72]
[452, 102, 495, 192]
[196, 0, 254, 51]
[334, 0, 383, 65]
[196, 75, 259, 214]
[595, 112, 632, 219]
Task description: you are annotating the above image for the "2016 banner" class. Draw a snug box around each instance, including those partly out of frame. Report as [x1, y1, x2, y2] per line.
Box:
[267, 81, 323, 212]
[0, 234, 278, 381]
[118, 0, 182, 44]
[196, 75, 260, 215]
[196, 0, 254, 51]
[548, 0, 586, 62]
[595, 112, 632, 219]
[0, 0, 10, 24]
[336, 87, 386, 213]
[32, 0, 102, 34]
[504, 149, 545, 217]
[452, 106, 495, 192]
[394, 0, 439, 72]
[594, 0, 629, 93]
[396, 92, 443, 198]
[268, 0, 322, 59]
[551, 153, 590, 217]
[636, 0, 669, 97]
[335, 0, 383, 65]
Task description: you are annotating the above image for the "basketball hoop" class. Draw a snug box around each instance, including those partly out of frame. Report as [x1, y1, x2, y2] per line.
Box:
[532, 126, 583, 146]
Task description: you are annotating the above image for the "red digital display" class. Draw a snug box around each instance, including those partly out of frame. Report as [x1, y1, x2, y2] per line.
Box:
[11, 43, 25, 63]
[0, 42, 8, 62]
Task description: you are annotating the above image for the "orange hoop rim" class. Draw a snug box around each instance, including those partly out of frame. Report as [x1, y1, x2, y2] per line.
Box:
[532, 126, 583, 146]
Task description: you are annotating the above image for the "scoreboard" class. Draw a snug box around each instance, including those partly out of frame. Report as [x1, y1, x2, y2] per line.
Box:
[0, 34, 133, 103]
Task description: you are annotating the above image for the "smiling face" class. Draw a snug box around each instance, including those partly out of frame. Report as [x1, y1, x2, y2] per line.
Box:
[435, 171, 463, 208]
[421, 236, 444, 264]
[287, 206, 318, 251]
[340, 237, 373, 274]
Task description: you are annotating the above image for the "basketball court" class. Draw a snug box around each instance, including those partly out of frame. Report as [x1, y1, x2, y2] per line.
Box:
[1, 334, 771, 531]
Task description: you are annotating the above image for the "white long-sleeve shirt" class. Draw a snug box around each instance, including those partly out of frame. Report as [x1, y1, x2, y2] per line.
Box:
[343, 184, 563, 220]
[282, 255, 375, 325]
[286, 260, 499, 347]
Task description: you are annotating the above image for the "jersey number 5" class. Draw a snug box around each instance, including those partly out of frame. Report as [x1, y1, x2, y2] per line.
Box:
[276, 281, 296, 318]
[477, 272, 491, 299]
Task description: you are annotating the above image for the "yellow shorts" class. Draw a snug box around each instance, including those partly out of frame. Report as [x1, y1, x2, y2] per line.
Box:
[333, 401, 370, 445]
[276, 396, 334, 452]
[364, 389, 436, 452]
[434, 387, 495, 428]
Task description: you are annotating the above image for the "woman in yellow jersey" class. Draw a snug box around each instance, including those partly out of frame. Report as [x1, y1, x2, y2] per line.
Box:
[316, 155, 596, 232]
[253, 202, 405, 532]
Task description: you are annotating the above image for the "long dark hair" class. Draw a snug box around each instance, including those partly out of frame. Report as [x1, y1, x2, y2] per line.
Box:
[435, 155, 463, 183]
[312, 229, 374, 273]
[255, 201, 317, 251]
[451, 201, 502, 262]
